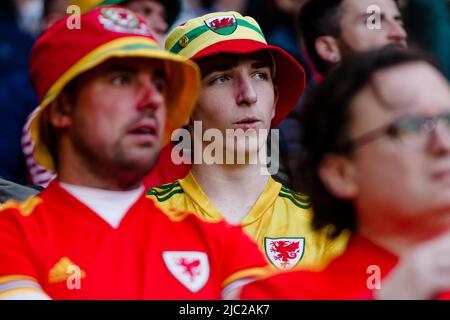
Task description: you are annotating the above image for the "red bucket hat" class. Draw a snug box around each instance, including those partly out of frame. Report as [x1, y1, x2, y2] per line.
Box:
[165, 11, 306, 127]
[28, 5, 200, 173]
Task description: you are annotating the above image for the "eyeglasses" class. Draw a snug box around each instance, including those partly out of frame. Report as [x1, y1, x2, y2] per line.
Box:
[349, 111, 450, 151]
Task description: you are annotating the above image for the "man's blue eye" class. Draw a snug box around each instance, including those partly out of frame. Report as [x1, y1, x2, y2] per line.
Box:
[255, 72, 268, 80]
[211, 75, 228, 84]
[154, 79, 167, 93]
[113, 75, 131, 85]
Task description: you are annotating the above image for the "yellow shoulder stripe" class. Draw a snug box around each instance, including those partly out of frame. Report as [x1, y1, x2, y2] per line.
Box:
[222, 266, 273, 289]
[0, 287, 46, 299]
[0, 196, 43, 217]
[160, 207, 197, 222]
[279, 186, 310, 209]
[0, 275, 38, 285]
[147, 181, 184, 202]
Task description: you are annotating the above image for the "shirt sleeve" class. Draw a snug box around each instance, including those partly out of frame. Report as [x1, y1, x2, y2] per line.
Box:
[239, 271, 310, 300]
[218, 223, 271, 293]
[0, 207, 47, 299]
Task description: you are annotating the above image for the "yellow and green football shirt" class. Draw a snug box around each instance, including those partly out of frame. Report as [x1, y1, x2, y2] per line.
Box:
[147, 171, 349, 271]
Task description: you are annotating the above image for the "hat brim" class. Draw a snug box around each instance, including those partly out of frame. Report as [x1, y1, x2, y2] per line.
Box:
[30, 36, 200, 173]
[192, 39, 305, 128]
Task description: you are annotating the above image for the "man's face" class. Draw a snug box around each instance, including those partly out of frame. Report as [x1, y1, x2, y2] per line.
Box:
[346, 62, 450, 226]
[192, 52, 277, 155]
[65, 57, 167, 180]
[125, 0, 168, 43]
[338, 0, 407, 54]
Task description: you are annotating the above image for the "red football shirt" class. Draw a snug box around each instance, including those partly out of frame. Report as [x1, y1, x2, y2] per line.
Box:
[240, 235, 398, 300]
[0, 181, 268, 299]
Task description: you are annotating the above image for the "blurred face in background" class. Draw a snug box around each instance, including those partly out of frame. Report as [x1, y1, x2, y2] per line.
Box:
[338, 0, 407, 54]
[15, 0, 44, 35]
[324, 62, 450, 235]
[42, 0, 69, 29]
[313, 0, 407, 72]
[275, 0, 307, 15]
[124, 0, 167, 43]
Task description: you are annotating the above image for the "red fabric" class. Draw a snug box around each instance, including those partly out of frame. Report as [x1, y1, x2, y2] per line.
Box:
[435, 292, 450, 300]
[241, 235, 399, 300]
[29, 5, 158, 103]
[0, 181, 267, 299]
[143, 142, 191, 189]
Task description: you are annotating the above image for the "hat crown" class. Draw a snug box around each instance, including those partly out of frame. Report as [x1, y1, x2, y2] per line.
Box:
[30, 6, 159, 105]
[165, 11, 267, 58]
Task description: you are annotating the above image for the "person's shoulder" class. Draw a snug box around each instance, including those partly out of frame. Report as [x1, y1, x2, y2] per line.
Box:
[276, 183, 311, 211]
[0, 178, 41, 204]
[0, 195, 44, 221]
[146, 180, 185, 203]
[240, 268, 317, 299]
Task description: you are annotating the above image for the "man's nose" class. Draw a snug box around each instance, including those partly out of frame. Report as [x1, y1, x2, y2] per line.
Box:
[428, 121, 450, 156]
[136, 76, 164, 112]
[235, 74, 257, 106]
[152, 17, 168, 35]
[387, 19, 407, 45]
[145, 15, 168, 38]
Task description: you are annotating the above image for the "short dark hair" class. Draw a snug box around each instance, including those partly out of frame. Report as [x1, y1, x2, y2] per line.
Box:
[298, 0, 343, 74]
[296, 45, 438, 238]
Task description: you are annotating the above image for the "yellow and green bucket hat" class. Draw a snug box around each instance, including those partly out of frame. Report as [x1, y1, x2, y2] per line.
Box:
[166, 11, 306, 127]
[28, 6, 200, 173]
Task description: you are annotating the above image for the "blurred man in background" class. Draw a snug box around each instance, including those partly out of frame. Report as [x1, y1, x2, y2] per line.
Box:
[69, 0, 181, 43]
[241, 45, 450, 299]
[298, 0, 407, 76]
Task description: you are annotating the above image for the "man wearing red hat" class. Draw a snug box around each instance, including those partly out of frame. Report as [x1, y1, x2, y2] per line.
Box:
[148, 11, 349, 272]
[0, 6, 269, 299]
[23, 0, 187, 189]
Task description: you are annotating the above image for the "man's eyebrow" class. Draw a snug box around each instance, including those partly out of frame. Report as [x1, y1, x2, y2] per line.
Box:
[106, 64, 138, 74]
[251, 61, 271, 69]
[208, 62, 238, 72]
[360, 12, 372, 19]
[153, 69, 167, 79]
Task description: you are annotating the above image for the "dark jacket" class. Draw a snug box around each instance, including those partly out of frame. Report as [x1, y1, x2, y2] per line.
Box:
[0, 177, 40, 204]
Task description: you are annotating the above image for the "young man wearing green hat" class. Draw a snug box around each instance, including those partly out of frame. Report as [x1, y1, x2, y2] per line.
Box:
[148, 11, 349, 272]
[0, 6, 269, 299]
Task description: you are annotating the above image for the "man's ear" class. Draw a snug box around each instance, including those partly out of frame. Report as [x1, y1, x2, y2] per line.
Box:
[47, 93, 73, 129]
[315, 35, 342, 65]
[271, 85, 279, 120]
[318, 153, 358, 199]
